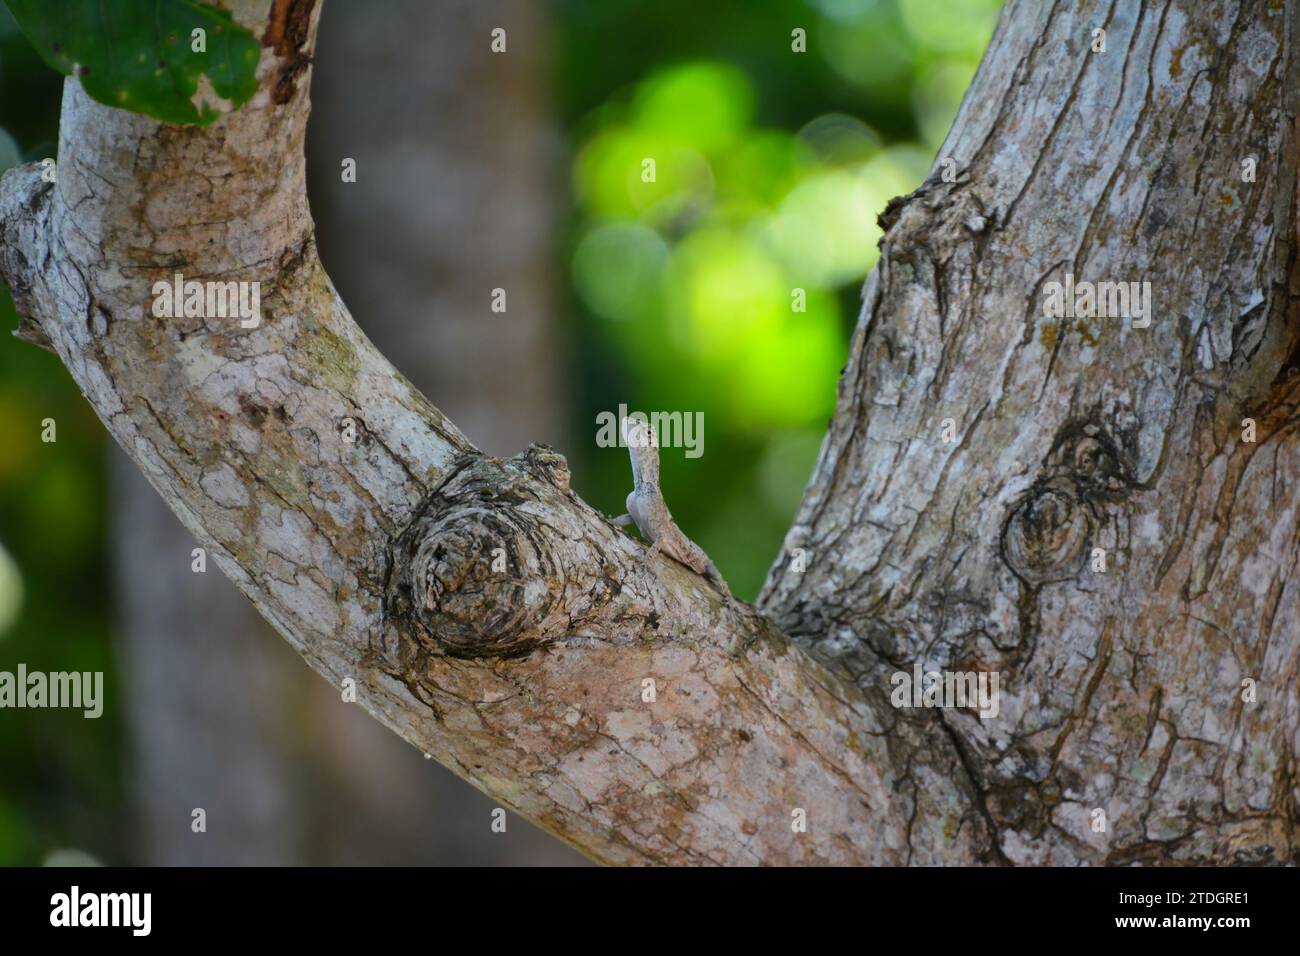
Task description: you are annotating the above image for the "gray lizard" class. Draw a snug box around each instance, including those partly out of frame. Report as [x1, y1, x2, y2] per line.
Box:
[612, 417, 731, 598]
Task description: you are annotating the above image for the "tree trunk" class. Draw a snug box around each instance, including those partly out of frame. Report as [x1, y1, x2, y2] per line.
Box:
[2, 0, 1296, 865]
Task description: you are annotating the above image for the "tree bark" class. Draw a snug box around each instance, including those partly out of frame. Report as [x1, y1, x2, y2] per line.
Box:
[2, 0, 1297, 865]
[762, 0, 1300, 865]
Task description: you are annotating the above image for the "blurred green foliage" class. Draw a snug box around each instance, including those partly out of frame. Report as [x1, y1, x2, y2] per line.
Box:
[557, 0, 1001, 599]
[0, 2, 121, 866]
[0, 0, 1002, 865]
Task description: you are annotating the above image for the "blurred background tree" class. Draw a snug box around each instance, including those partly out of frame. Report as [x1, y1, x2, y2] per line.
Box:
[0, 0, 1000, 865]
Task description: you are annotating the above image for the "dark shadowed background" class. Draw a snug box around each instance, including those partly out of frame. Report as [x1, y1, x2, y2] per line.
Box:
[0, 0, 999, 865]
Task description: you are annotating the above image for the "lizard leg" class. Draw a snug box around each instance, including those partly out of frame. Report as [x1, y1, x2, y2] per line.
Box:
[611, 513, 634, 528]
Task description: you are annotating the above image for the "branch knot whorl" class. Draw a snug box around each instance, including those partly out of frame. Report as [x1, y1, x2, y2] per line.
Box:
[1001, 477, 1092, 585]
[385, 457, 568, 660]
[1001, 421, 1136, 586]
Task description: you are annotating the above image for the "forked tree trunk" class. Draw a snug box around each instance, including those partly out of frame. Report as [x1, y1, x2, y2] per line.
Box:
[2, 0, 1296, 865]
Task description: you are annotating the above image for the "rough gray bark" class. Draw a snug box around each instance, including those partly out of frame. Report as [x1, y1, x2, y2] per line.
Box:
[3, 0, 1297, 865]
[762, 0, 1300, 864]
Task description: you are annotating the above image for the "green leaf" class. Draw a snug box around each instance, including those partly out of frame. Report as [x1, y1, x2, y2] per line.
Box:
[2, 0, 261, 126]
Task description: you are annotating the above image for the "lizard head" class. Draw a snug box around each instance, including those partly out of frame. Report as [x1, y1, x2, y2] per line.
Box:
[621, 416, 660, 489]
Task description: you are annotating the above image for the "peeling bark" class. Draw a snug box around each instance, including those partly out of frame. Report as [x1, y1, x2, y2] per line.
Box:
[2, 0, 1296, 865]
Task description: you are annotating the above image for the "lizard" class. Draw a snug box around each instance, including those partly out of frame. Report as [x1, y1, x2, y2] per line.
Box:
[612, 417, 732, 598]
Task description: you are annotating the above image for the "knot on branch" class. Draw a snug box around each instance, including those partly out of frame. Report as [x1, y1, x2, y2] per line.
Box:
[516, 443, 572, 495]
[1001, 478, 1092, 585]
[877, 177, 993, 247]
[1001, 421, 1135, 586]
[385, 451, 576, 660]
[1045, 422, 1133, 499]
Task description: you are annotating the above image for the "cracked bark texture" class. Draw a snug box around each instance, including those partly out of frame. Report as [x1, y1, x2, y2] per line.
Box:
[1, 0, 1296, 865]
[762, 0, 1300, 864]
